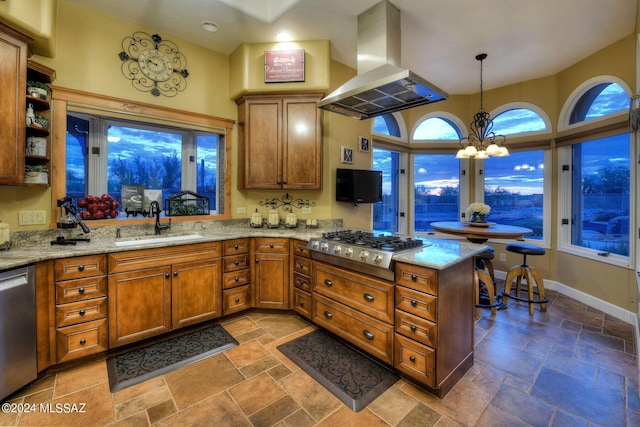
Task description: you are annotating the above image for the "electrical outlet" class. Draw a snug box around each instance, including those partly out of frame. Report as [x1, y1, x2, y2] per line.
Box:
[19, 210, 46, 225]
[499, 253, 506, 262]
[236, 207, 247, 214]
[302, 207, 312, 214]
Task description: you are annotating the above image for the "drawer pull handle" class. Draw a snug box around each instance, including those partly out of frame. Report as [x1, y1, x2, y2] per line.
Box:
[235, 298, 240, 303]
[234, 244, 239, 249]
[363, 293, 374, 302]
[79, 339, 86, 345]
[270, 243, 274, 248]
[363, 330, 374, 340]
[79, 309, 86, 317]
[235, 260, 240, 265]
[299, 247, 304, 252]
[411, 274, 417, 281]
[409, 356, 416, 363]
[173, 271, 178, 276]
[235, 276, 240, 282]
[298, 279, 305, 286]
[323, 311, 333, 319]
[299, 301, 305, 306]
[78, 287, 85, 295]
[410, 325, 417, 332]
[410, 299, 418, 307]
[78, 265, 85, 272]
[299, 263, 304, 268]
[165, 273, 170, 278]
[324, 279, 333, 287]
[255, 258, 259, 263]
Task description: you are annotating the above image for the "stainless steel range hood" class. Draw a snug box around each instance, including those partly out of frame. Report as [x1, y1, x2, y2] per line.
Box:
[317, 0, 447, 120]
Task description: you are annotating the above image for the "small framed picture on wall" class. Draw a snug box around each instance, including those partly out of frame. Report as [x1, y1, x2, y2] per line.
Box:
[341, 146, 353, 164]
[359, 136, 370, 152]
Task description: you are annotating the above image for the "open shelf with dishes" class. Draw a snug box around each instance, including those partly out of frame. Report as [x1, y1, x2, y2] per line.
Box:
[24, 60, 55, 186]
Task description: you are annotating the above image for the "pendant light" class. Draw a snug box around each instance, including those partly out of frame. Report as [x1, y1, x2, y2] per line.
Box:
[456, 53, 509, 159]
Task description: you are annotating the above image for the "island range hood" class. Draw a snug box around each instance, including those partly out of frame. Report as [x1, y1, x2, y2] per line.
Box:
[317, 0, 448, 120]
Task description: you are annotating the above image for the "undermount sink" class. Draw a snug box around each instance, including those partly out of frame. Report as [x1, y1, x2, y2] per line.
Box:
[114, 234, 205, 247]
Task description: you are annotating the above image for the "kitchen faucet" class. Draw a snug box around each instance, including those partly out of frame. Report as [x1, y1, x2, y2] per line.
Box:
[149, 200, 171, 235]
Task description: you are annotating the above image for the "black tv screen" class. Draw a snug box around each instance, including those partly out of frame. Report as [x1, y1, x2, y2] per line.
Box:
[336, 168, 383, 204]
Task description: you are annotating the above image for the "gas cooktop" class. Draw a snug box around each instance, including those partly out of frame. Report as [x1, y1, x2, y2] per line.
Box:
[307, 230, 428, 281]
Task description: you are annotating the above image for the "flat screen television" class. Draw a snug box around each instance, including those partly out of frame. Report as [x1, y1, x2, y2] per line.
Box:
[336, 168, 383, 204]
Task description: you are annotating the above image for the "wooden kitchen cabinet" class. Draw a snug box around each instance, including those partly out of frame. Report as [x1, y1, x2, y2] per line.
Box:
[236, 94, 323, 190]
[0, 23, 30, 185]
[393, 259, 474, 397]
[291, 239, 312, 319]
[252, 237, 290, 309]
[222, 238, 251, 315]
[54, 255, 108, 363]
[108, 242, 222, 347]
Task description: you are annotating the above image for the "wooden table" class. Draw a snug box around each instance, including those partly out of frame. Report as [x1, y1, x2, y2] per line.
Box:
[431, 221, 534, 313]
[430, 221, 533, 243]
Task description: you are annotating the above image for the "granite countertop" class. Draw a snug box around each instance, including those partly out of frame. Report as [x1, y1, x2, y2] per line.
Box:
[0, 219, 486, 272]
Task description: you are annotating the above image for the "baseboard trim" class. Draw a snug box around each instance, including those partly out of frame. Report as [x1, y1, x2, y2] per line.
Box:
[494, 270, 636, 325]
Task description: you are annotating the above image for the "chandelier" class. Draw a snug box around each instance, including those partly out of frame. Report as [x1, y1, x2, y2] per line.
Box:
[456, 53, 509, 159]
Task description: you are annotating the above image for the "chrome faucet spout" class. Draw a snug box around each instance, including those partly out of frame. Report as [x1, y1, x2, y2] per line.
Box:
[150, 201, 171, 235]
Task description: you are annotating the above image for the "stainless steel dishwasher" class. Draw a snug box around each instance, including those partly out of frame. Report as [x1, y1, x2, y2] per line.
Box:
[0, 265, 37, 401]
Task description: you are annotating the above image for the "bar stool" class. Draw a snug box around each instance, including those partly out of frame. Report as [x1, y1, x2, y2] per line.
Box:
[502, 243, 548, 314]
[475, 247, 497, 318]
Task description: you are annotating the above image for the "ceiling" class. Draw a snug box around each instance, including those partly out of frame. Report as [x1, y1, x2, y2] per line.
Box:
[66, 0, 638, 94]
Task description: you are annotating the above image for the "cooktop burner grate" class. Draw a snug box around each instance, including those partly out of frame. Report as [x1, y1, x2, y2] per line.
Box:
[321, 230, 424, 252]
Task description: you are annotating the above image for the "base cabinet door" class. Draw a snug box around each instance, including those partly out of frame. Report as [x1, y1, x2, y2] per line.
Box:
[253, 253, 289, 308]
[108, 267, 172, 347]
[172, 259, 222, 329]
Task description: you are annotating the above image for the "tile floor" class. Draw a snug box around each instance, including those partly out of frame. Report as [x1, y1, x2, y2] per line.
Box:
[1, 286, 639, 426]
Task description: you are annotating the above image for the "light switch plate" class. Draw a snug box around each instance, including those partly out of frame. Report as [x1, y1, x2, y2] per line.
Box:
[302, 207, 312, 214]
[236, 207, 247, 214]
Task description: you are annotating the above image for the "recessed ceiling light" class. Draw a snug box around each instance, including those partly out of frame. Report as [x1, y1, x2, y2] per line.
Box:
[201, 21, 220, 32]
[276, 32, 293, 42]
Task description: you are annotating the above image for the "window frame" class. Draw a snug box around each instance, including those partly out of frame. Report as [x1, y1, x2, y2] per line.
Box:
[556, 129, 634, 268]
[50, 87, 234, 228]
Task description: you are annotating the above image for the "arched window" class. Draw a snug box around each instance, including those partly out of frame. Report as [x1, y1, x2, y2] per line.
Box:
[491, 108, 547, 135]
[413, 117, 461, 140]
[569, 82, 628, 124]
[373, 114, 401, 138]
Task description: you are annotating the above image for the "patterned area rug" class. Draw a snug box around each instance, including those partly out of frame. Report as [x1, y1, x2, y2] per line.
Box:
[107, 325, 238, 392]
[277, 329, 399, 411]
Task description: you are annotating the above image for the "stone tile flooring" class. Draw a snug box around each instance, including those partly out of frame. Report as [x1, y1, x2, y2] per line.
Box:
[1, 288, 638, 426]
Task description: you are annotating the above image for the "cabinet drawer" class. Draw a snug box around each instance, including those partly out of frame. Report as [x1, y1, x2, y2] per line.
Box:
[394, 333, 436, 387]
[313, 263, 394, 324]
[56, 275, 107, 304]
[224, 253, 250, 272]
[56, 318, 108, 363]
[395, 309, 437, 348]
[395, 285, 437, 322]
[223, 285, 251, 315]
[293, 288, 312, 319]
[56, 297, 107, 328]
[55, 255, 107, 281]
[223, 269, 250, 289]
[291, 240, 311, 258]
[395, 263, 438, 296]
[223, 238, 249, 255]
[109, 242, 221, 273]
[254, 237, 289, 253]
[293, 272, 311, 293]
[313, 294, 393, 364]
[293, 255, 311, 275]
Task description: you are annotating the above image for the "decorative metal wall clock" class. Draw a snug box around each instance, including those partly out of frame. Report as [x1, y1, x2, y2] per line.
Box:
[118, 32, 189, 97]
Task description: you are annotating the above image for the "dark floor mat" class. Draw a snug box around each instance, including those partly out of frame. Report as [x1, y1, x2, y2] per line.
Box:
[277, 329, 399, 411]
[107, 324, 238, 392]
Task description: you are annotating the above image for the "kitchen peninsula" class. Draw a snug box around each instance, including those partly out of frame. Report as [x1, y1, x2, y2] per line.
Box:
[0, 221, 486, 398]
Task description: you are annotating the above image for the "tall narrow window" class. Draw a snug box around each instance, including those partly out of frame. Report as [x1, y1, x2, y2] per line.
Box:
[484, 151, 545, 239]
[569, 134, 630, 256]
[413, 154, 460, 232]
[65, 115, 89, 199]
[373, 147, 399, 233]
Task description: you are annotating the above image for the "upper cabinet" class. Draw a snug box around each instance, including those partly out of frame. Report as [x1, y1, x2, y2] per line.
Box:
[237, 94, 323, 190]
[0, 23, 30, 185]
